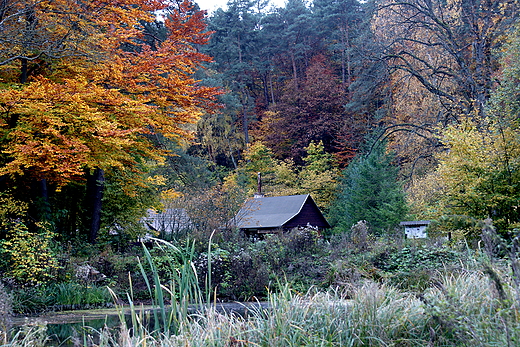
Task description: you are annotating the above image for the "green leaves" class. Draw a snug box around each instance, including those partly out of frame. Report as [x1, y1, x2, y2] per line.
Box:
[0, 196, 57, 286]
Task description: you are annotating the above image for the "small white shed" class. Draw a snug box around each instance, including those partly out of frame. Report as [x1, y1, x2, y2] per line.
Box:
[400, 220, 431, 238]
[142, 208, 192, 236]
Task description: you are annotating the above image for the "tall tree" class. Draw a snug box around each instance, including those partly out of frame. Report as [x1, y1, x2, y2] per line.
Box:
[407, 24, 520, 226]
[312, 0, 364, 89]
[205, 0, 266, 145]
[330, 141, 408, 235]
[298, 140, 340, 211]
[373, 0, 519, 177]
[488, 23, 520, 126]
[0, 0, 220, 242]
[258, 54, 347, 163]
[434, 119, 520, 232]
[276, 0, 315, 89]
[227, 141, 300, 197]
[375, 0, 518, 121]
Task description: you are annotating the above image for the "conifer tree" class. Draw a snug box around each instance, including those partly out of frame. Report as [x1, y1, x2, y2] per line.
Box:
[330, 142, 408, 235]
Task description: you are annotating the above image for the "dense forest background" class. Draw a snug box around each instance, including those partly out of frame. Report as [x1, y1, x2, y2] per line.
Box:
[0, 0, 519, 289]
[188, 0, 520, 237]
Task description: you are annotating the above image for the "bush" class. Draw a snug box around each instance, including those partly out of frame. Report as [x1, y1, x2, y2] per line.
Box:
[377, 245, 460, 273]
[222, 247, 270, 300]
[0, 195, 58, 287]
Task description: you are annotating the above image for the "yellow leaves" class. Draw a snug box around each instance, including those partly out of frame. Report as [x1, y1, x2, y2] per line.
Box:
[147, 175, 167, 186]
[161, 188, 182, 201]
[419, 118, 520, 227]
[0, 220, 58, 286]
[0, 76, 139, 183]
[437, 119, 514, 182]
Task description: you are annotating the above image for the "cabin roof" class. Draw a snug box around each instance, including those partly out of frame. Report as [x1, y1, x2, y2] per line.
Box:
[234, 194, 327, 229]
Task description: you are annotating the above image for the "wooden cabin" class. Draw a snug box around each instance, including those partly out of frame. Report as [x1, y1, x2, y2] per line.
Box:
[232, 194, 330, 236]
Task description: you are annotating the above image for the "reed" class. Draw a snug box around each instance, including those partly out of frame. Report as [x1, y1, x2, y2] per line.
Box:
[422, 268, 520, 346]
[6, 242, 520, 346]
[6, 270, 520, 346]
[2, 324, 48, 347]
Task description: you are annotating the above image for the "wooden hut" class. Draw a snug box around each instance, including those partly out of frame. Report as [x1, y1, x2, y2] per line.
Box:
[233, 194, 330, 236]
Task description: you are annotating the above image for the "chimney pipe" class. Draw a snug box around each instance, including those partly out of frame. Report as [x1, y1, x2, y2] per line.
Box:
[254, 172, 264, 198]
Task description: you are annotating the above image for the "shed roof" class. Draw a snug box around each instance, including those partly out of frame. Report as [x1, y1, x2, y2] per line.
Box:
[399, 220, 431, 227]
[142, 208, 192, 233]
[234, 194, 315, 229]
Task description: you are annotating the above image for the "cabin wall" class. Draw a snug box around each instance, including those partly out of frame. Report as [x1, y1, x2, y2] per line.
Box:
[284, 201, 328, 229]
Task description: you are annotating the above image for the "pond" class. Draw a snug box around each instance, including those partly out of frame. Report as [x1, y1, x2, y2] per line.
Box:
[10, 302, 269, 345]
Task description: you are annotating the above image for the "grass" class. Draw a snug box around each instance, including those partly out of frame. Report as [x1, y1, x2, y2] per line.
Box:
[98, 267, 519, 347]
[5, 239, 520, 347]
[5, 272, 520, 346]
[107, 237, 204, 339]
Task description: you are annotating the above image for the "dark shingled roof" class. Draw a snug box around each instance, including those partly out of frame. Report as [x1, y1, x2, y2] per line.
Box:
[235, 194, 316, 229]
[399, 220, 431, 226]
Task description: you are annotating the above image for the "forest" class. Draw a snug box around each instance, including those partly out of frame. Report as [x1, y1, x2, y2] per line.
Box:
[1, 0, 520, 345]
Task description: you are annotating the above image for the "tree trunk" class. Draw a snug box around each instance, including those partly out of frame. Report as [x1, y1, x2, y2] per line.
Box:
[291, 51, 298, 89]
[20, 58, 28, 84]
[39, 178, 51, 221]
[269, 71, 276, 105]
[262, 71, 270, 106]
[241, 88, 250, 144]
[86, 168, 105, 244]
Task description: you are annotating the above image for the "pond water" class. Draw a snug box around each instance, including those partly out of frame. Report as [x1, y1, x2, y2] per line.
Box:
[10, 302, 269, 345]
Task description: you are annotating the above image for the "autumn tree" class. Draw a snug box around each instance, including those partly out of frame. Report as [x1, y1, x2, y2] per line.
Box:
[194, 75, 246, 168]
[427, 21, 520, 232]
[432, 120, 520, 233]
[258, 55, 348, 163]
[231, 141, 300, 197]
[298, 140, 339, 211]
[202, 0, 381, 172]
[406, 24, 520, 234]
[0, 0, 220, 243]
[375, 0, 518, 120]
[373, 0, 519, 177]
[488, 23, 520, 127]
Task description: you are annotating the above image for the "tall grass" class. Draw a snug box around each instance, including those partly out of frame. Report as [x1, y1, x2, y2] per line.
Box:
[422, 268, 520, 346]
[6, 240, 520, 346]
[2, 324, 48, 347]
[236, 282, 428, 346]
[107, 237, 203, 339]
[6, 271, 520, 346]
[103, 265, 520, 347]
[102, 282, 428, 346]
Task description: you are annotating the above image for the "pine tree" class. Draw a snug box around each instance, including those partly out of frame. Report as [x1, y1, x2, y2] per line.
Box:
[330, 142, 408, 235]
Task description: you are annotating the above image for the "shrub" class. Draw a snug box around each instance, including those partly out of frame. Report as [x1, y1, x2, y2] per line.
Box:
[0, 194, 58, 287]
[0, 221, 58, 287]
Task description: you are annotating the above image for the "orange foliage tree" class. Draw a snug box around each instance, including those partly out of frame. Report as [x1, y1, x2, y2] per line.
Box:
[0, 0, 220, 242]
